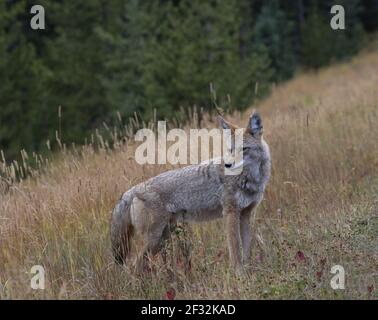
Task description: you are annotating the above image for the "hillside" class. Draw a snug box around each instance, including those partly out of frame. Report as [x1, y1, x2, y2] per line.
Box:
[1, 49, 378, 299]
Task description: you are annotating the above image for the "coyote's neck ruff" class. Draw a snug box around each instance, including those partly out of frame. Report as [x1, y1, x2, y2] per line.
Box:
[111, 112, 271, 273]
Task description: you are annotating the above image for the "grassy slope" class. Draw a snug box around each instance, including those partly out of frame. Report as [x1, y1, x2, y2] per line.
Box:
[1, 49, 378, 299]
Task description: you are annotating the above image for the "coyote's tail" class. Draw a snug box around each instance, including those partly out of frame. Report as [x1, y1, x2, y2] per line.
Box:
[110, 193, 134, 265]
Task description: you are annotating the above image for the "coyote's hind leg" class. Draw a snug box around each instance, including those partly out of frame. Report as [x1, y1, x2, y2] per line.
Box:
[134, 217, 169, 274]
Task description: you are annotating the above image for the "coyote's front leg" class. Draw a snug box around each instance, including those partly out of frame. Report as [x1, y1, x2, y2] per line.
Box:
[240, 209, 252, 266]
[240, 203, 257, 266]
[223, 203, 242, 272]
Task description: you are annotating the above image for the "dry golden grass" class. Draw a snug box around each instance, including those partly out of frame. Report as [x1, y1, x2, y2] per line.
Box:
[1, 49, 378, 299]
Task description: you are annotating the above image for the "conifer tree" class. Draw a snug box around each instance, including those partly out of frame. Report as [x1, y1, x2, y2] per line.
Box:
[253, 1, 296, 81]
[0, 1, 47, 158]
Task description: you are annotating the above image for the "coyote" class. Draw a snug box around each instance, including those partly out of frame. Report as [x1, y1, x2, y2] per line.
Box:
[110, 112, 271, 273]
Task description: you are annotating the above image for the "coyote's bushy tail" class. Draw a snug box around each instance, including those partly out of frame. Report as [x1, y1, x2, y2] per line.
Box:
[110, 194, 134, 265]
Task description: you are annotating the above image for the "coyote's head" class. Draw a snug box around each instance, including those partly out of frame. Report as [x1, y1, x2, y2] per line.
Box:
[219, 111, 265, 174]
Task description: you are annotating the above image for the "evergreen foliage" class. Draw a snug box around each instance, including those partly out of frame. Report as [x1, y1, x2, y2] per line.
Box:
[0, 0, 375, 159]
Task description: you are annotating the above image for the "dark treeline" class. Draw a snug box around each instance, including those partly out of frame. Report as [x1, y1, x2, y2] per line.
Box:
[1, 0, 377, 159]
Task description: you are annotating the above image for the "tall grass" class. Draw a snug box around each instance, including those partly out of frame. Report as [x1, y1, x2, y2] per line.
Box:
[0, 50, 377, 299]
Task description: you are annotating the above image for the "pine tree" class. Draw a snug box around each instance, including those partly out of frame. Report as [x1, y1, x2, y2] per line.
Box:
[253, 1, 296, 81]
[98, 0, 148, 121]
[327, 0, 366, 60]
[301, 2, 333, 69]
[0, 1, 48, 159]
[42, 0, 117, 145]
[106, 0, 272, 119]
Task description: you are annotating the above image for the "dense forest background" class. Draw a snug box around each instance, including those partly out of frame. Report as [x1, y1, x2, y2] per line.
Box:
[1, 0, 378, 160]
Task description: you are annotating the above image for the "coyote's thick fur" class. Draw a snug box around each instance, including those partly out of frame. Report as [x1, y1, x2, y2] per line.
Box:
[110, 112, 271, 273]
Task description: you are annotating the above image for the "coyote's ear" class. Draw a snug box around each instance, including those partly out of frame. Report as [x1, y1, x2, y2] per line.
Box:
[248, 112, 263, 137]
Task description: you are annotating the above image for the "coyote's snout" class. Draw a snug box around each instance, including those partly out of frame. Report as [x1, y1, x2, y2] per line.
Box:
[110, 112, 271, 273]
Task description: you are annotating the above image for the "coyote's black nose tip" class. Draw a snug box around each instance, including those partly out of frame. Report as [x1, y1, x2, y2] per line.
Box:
[224, 163, 232, 168]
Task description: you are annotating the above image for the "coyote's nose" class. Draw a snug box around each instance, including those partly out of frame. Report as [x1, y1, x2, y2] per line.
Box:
[224, 163, 232, 168]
